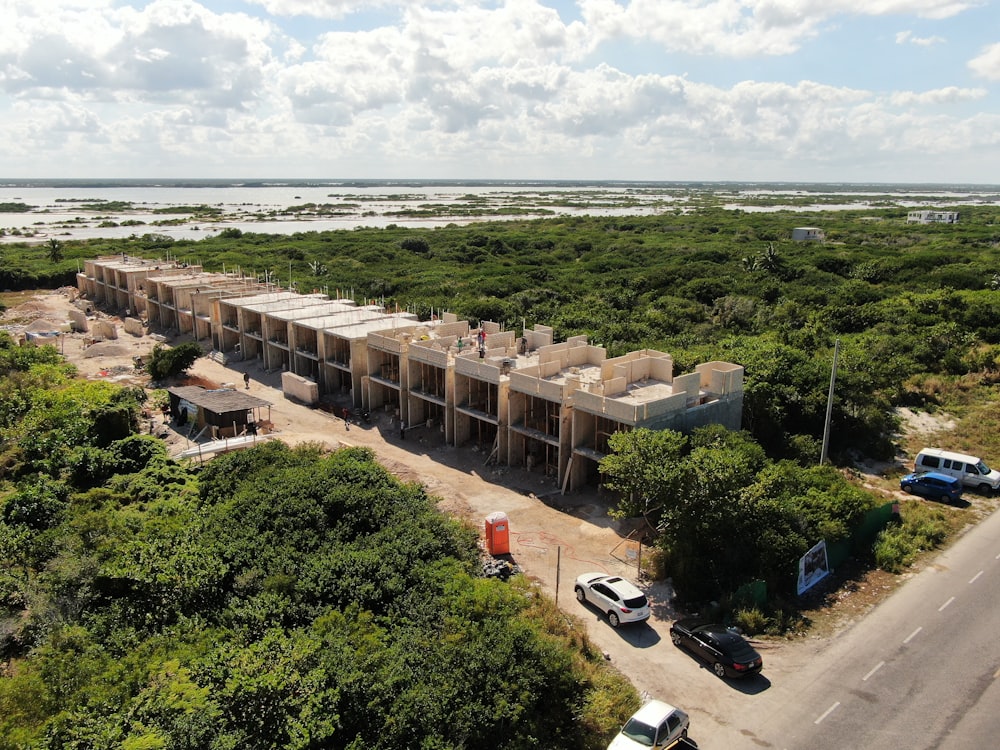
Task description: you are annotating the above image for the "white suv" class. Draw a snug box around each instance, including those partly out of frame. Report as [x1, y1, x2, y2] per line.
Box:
[574, 572, 650, 627]
[608, 699, 689, 749]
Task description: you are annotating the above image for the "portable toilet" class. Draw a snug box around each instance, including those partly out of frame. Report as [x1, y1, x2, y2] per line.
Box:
[485, 511, 510, 556]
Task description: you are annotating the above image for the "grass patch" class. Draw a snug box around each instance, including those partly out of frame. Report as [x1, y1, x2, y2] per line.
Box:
[873, 500, 953, 573]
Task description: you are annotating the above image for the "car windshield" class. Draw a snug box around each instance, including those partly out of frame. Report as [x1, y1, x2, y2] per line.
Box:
[620, 718, 657, 746]
[976, 460, 991, 475]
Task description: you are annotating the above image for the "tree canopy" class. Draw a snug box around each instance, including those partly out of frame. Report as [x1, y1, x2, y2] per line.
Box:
[600, 426, 877, 599]
[0, 340, 637, 747]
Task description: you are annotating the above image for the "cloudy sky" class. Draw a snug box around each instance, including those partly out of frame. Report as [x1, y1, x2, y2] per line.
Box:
[1, 0, 998, 182]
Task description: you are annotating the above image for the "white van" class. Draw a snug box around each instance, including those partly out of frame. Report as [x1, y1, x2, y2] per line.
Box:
[914, 448, 1000, 493]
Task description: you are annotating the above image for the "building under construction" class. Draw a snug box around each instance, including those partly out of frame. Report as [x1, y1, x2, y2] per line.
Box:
[78, 256, 744, 492]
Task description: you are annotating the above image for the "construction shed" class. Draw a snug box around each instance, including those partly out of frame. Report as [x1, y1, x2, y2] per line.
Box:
[166, 386, 273, 438]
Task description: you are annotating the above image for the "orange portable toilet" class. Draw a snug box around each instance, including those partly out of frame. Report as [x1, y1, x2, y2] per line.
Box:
[485, 511, 510, 556]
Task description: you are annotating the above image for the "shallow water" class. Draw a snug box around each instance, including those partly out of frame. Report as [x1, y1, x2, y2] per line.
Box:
[1, 181, 995, 244]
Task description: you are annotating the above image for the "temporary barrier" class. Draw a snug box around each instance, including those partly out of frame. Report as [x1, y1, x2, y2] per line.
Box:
[484, 511, 510, 556]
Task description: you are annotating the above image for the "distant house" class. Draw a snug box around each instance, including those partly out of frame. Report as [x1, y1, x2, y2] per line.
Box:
[792, 227, 824, 241]
[907, 210, 959, 224]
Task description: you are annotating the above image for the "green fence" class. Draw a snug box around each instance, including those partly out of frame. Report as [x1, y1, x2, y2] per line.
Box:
[737, 502, 898, 602]
[825, 501, 896, 570]
[733, 579, 768, 608]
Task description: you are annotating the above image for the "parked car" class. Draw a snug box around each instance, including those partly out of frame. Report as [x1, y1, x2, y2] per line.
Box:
[607, 699, 689, 749]
[913, 447, 1000, 493]
[899, 471, 964, 504]
[669, 619, 763, 678]
[574, 572, 650, 627]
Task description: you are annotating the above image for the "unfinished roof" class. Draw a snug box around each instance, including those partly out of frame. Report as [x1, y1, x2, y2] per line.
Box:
[295, 307, 386, 330]
[167, 386, 272, 413]
[323, 313, 421, 341]
[218, 291, 302, 307]
[268, 301, 363, 322]
[240, 294, 329, 313]
[91, 256, 186, 271]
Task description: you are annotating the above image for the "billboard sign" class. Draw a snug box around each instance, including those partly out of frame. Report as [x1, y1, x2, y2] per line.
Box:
[797, 539, 830, 595]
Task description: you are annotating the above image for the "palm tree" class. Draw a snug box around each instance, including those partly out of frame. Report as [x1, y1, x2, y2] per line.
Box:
[47, 238, 64, 264]
[757, 242, 784, 273]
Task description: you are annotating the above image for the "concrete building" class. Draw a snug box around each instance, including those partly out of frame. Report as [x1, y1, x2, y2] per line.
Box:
[791, 227, 824, 241]
[79, 256, 745, 492]
[907, 210, 959, 224]
[78, 256, 206, 316]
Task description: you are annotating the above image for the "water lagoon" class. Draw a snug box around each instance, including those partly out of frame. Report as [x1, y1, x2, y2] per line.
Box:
[1, 179, 996, 244]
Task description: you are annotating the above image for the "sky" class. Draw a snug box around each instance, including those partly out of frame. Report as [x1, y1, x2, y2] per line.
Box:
[1, 0, 998, 183]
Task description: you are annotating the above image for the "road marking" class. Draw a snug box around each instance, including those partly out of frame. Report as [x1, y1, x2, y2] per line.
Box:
[862, 661, 885, 681]
[939, 596, 955, 611]
[903, 626, 922, 644]
[969, 570, 983, 584]
[815, 702, 841, 724]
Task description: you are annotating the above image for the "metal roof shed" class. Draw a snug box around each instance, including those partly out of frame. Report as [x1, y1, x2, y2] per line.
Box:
[166, 386, 273, 437]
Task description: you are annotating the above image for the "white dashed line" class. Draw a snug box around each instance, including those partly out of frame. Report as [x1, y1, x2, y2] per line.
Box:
[862, 661, 885, 681]
[969, 570, 984, 584]
[903, 627, 922, 644]
[815, 702, 841, 724]
[939, 596, 955, 611]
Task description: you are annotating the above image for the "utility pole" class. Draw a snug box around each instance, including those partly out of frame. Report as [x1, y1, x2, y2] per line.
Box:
[820, 338, 840, 465]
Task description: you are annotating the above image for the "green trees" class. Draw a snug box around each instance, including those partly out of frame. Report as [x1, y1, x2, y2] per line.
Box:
[1, 367, 634, 750]
[146, 342, 203, 381]
[600, 426, 876, 600]
[601, 428, 688, 524]
[10, 203, 1000, 460]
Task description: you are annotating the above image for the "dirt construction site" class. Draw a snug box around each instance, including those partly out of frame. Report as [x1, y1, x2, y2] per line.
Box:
[4, 288, 923, 748]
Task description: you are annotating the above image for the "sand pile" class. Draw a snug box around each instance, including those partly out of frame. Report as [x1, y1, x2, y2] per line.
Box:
[82, 341, 134, 358]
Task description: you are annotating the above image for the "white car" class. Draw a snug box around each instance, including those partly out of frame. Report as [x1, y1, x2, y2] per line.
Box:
[608, 699, 689, 749]
[574, 572, 650, 627]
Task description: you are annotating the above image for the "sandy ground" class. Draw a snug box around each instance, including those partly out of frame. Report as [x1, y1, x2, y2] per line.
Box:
[2, 288, 964, 746]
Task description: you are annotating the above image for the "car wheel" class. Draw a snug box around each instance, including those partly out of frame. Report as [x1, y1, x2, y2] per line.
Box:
[575, 586, 586, 602]
[941, 494, 952, 504]
[671, 631, 682, 646]
[608, 612, 621, 628]
[902, 485, 912, 494]
[978, 483, 992, 495]
[713, 661, 727, 678]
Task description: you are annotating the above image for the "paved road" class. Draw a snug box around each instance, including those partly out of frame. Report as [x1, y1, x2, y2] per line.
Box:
[751, 503, 1000, 750]
[634, 504, 1000, 750]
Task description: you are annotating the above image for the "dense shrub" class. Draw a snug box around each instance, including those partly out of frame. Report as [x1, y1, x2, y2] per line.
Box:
[146, 341, 203, 380]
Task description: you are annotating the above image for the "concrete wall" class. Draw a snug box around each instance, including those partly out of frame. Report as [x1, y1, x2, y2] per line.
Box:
[281, 371, 320, 405]
[90, 320, 118, 341]
[69, 309, 89, 332]
[123, 317, 145, 336]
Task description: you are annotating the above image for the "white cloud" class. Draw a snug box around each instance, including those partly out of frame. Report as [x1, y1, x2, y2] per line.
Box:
[968, 42, 1000, 80]
[1, 0, 280, 108]
[0, 0, 996, 180]
[577, 0, 980, 57]
[245, 0, 398, 20]
[889, 87, 987, 106]
[895, 30, 945, 46]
